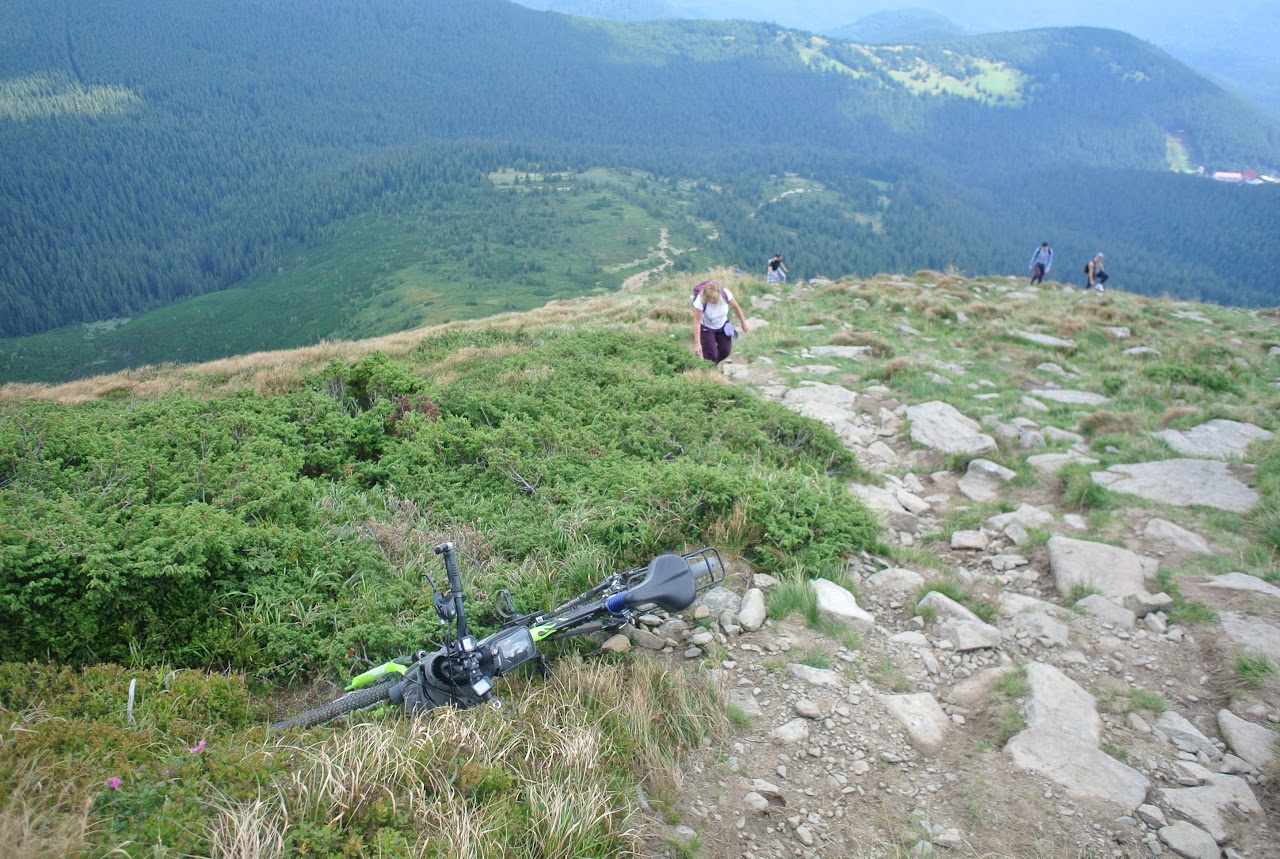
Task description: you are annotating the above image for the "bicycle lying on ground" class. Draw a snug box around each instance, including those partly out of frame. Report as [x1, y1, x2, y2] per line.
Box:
[271, 542, 725, 730]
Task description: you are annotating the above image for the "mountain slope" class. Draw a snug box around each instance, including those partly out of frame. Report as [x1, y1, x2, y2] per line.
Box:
[2, 268, 1278, 857]
[1, 0, 1277, 378]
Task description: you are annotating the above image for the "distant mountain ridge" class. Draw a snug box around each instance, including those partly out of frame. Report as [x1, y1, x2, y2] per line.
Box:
[826, 8, 969, 44]
[1, 0, 1277, 382]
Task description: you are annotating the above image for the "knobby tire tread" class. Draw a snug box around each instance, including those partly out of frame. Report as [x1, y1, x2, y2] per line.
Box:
[271, 679, 396, 730]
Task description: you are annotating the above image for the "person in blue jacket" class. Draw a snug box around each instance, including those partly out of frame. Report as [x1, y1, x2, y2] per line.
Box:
[1029, 242, 1053, 284]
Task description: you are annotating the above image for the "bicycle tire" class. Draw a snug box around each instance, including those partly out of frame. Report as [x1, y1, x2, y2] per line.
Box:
[271, 679, 396, 731]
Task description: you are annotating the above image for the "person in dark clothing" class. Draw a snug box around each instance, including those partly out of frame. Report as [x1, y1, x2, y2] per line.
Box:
[1029, 242, 1053, 284]
[766, 253, 788, 283]
[1085, 253, 1108, 291]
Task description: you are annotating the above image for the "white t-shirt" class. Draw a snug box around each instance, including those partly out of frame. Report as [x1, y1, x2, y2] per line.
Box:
[693, 288, 733, 329]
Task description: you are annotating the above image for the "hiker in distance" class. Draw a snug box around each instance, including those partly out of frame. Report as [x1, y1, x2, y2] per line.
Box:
[1029, 241, 1053, 284]
[766, 253, 788, 283]
[692, 280, 748, 366]
[1084, 252, 1108, 291]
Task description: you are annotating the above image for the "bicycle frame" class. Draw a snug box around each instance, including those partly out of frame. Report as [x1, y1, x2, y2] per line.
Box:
[272, 544, 725, 729]
[345, 545, 723, 692]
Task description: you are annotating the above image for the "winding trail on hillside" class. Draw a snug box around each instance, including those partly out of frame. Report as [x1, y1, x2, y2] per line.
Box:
[621, 228, 695, 292]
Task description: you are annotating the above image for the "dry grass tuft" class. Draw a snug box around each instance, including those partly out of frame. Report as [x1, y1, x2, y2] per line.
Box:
[1077, 410, 1139, 438]
[706, 498, 761, 554]
[1159, 406, 1201, 428]
[206, 794, 287, 859]
[0, 763, 96, 859]
[830, 331, 894, 357]
[964, 301, 1005, 319]
[881, 358, 914, 380]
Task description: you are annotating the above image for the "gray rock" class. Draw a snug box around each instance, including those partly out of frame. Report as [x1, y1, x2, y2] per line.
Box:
[1143, 518, 1213, 554]
[1015, 332, 1076, 349]
[1027, 452, 1099, 476]
[905, 401, 997, 455]
[771, 718, 811, 745]
[1075, 594, 1137, 628]
[1124, 591, 1174, 618]
[1006, 730, 1149, 811]
[1023, 663, 1102, 744]
[727, 689, 763, 718]
[957, 458, 1018, 502]
[1158, 821, 1220, 859]
[630, 627, 667, 650]
[918, 591, 983, 625]
[787, 663, 844, 689]
[1047, 536, 1154, 601]
[987, 503, 1055, 533]
[1219, 612, 1280, 661]
[896, 488, 932, 515]
[866, 567, 926, 592]
[1011, 611, 1071, 646]
[701, 586, 743, 615]
[1008, 665, 1152, 814]
[738, 588, 767, 631]
[1018, 429, 1046, 450]
[1136, 804, 1167, 828]
[1160, 772, 1262, 843]
[1217, 709, 1278, 770]
[878, 692, 949, 755]
[945, 619, 1003, 651]
[1027, 388, 1109, 406]
[849, 481, 907, 511]
[1153, 712, 1222, 761]
[1152, 419, 1273, 460]
[1000, 592, 1071, 620]
[1043, 426, 1085, 444]
[950, 529, 990, 550]
[794, 699, 822, 719]
[811, 578, 875, 632]
[601, 634, 631, 653]
[809, 345, 873, 360]
[1091, 459, 1260, 513]
[1200, 572, 1280, 599]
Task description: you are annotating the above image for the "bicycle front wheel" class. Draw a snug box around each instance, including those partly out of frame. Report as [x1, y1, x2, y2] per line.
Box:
[271, 679, 396, 731]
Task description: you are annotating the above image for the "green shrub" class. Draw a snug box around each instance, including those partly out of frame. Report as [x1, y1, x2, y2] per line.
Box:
[1, 331, 880, 679]
[1142, 361, 1241, 395]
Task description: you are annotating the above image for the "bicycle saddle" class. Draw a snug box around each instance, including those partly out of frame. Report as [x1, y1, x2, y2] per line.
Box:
[617, 553, 697, 613]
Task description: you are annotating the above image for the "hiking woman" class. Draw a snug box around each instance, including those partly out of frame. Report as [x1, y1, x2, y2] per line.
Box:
[692, 281, 748, 365]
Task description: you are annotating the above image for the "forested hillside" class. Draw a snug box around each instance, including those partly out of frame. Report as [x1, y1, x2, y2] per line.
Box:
[1, 0, 1277, 382]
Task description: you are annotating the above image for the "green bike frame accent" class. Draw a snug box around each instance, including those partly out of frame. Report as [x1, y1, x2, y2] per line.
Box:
[346, 660, 409, 691]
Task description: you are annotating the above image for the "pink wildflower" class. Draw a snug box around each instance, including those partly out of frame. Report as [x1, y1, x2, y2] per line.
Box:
[188, 739, 206, 754]
[107, 776, 121, 790]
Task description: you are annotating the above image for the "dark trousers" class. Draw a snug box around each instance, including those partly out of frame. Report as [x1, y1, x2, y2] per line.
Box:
[1030, 264, 1045, 284]
[700, 325, 733, 364]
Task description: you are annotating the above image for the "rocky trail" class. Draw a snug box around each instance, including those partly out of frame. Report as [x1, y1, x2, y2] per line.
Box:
[631, 279, 1279, 859]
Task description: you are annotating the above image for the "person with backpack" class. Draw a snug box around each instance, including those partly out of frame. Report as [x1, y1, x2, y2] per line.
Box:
[766, 253, 788, 283]
[1084, 253, 1108, 291]
[692, 279, 748, 365]
[1028, 242, 1053, 284]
